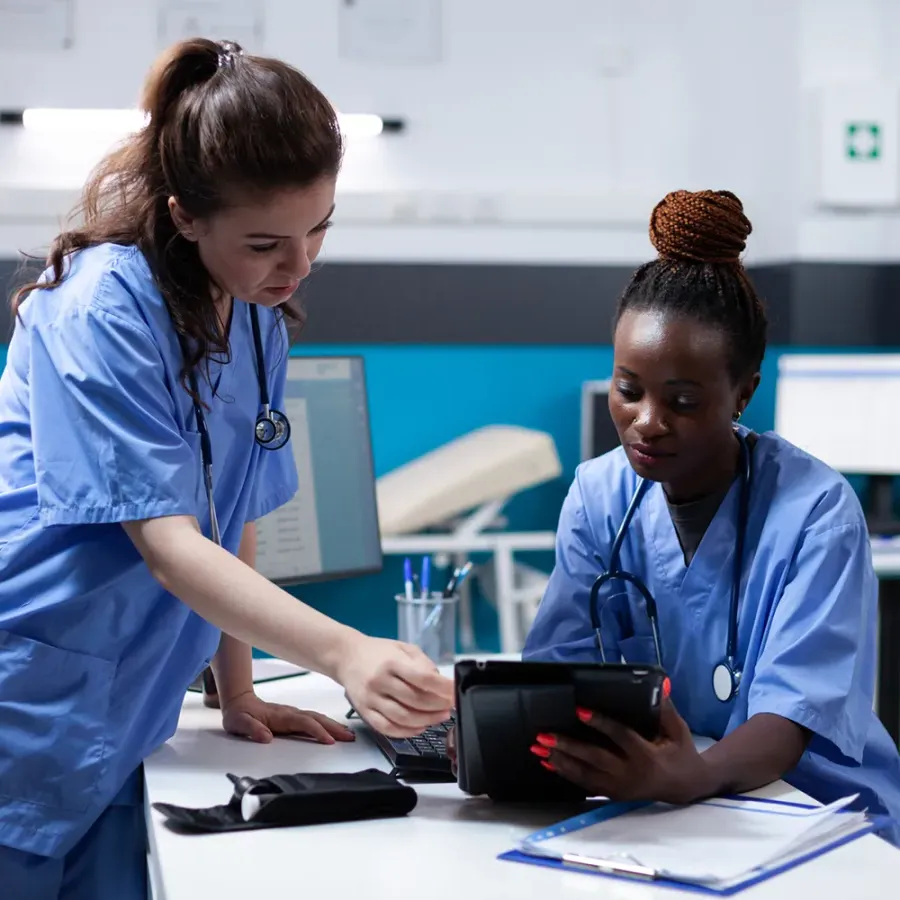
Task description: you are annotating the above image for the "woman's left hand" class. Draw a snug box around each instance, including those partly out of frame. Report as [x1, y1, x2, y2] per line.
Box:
[222, 691, 357, 745]
[533, 697, 712, 805]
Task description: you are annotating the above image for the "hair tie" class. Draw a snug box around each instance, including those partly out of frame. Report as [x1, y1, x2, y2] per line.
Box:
[216, 40, 243, 70]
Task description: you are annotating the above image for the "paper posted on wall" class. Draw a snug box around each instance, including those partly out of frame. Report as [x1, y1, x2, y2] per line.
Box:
[0, 0, 74, 52]
[156, 0, 265, 53]
[338, 0, 442, 65]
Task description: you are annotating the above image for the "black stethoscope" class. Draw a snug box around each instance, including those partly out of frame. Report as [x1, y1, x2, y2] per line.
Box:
[187, 303, 291, 546]
[589, 430, 753, 703]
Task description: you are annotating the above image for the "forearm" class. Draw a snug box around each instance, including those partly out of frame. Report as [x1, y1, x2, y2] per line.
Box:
[697, 713, 811, 797]
[208, 523, 258, 706]
[124, 515, 360, 681]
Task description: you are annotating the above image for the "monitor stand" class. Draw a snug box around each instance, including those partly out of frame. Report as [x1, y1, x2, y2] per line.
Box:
[865, 474, 900, 537]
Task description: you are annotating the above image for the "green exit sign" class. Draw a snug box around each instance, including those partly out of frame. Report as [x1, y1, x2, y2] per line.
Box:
[846, 121, 882, 159]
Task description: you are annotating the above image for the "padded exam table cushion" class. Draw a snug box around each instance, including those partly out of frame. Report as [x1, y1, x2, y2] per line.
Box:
[376, 425, 563, 536]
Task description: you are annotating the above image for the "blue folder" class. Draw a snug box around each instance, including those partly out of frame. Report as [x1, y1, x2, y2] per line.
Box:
[498, 794, 889, 895]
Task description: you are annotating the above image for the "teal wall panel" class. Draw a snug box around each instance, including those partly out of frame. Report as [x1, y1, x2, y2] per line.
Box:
[0, 341, 883, 651]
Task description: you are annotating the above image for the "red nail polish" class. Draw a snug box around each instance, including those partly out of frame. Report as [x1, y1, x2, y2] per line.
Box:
[540, 760, 556, 772]
[530, 744, 551, 759]
[535, 733, 557, 748]
[663, 677, 671, 698]
[576, 707, 592, 722]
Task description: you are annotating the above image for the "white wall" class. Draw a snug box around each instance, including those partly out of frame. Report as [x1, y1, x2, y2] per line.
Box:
[0, 0, 895, 265]
[798, 0, 900, 261]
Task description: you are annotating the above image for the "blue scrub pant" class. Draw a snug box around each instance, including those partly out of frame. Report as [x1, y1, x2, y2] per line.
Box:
[0, 767, 148, 900]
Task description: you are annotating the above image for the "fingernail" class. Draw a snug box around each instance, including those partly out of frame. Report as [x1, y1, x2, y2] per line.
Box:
[576, 707, 592, 722]
[540, 760, 556, 772]
[663, 677, 671, 698]
[535, 733, 556, 748]
[530, 744, 551, 758]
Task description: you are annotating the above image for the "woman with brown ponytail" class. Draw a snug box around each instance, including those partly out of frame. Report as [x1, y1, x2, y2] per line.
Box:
[523, 189, 900, 846]
[0, 39, 453, 896]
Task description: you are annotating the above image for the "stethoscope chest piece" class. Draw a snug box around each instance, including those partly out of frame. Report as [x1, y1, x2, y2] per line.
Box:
[712, 660, 740, 703]
[186, 303, 293, 553]
[591, 431, 754, 706]
[255, 407, 290, 450]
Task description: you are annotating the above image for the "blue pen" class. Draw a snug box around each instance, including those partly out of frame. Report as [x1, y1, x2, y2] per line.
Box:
[421, 556, 430, 599]
[403, 557, 414, 601]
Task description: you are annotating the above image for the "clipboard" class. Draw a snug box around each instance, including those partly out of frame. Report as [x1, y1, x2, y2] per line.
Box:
[498, 794, 889, 895]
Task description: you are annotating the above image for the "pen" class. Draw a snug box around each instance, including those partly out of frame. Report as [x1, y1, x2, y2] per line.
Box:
[561, 853, 656, 881]
[403, 557, 414, 601]
[421, 556, 430, 599]
[517, 842, 657, 882]
[443, 561, 473, 597]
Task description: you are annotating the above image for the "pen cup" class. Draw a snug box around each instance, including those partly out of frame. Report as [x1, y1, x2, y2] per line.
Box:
[395, 592, 458, 665]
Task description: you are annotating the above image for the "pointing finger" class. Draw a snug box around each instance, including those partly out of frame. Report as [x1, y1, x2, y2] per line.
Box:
[390, 659, 455, 706]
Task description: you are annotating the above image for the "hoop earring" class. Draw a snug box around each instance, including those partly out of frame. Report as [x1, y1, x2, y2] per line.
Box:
[733, 410, 742, 422]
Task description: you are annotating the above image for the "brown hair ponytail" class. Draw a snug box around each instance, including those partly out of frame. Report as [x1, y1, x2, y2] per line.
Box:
[12, 38, 343, 393]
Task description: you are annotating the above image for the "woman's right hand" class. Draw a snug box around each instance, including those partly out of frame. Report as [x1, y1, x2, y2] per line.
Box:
[336, 634, 455, 737]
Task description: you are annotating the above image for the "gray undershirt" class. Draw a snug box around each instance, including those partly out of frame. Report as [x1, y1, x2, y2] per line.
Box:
[666, 433, 757, 565]
[666, 484, 732, 565]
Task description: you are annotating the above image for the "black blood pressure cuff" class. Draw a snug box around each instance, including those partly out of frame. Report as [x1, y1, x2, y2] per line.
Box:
[152, 768, 418, 833]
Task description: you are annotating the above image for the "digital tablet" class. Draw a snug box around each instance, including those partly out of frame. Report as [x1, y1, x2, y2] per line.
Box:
[454, 658, 666, 802]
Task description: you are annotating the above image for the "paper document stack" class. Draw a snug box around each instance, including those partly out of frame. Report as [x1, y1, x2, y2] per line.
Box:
[509, 793, 873, 893]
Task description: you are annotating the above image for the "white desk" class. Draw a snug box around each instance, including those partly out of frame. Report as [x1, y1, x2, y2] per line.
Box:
[145, 671, 900, 900]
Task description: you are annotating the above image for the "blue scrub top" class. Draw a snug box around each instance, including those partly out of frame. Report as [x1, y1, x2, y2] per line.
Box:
[0, 243, 298, 858]
[524, 430, 900, 845]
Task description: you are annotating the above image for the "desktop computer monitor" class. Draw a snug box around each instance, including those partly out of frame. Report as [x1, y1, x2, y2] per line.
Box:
[580, 379, 621, 461]
[774, 353, 900, 474]
[253, 355, 383, 585]
[775, 353, 900, 532]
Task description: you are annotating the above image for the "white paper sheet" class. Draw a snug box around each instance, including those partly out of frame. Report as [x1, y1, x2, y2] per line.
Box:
[524, 794, 866, 886]
[156, 0, 264, 53]
[251, 658, 308, 682]
[338, 0, 442, 65]
[0, 0, 74, 52]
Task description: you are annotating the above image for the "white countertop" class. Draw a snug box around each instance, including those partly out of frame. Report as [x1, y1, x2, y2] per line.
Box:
[145, 669, 900, 900]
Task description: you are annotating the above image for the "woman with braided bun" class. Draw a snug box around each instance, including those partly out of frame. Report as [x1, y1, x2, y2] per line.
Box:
[0, 39, 453, 896]
[522, 189, 900, 845]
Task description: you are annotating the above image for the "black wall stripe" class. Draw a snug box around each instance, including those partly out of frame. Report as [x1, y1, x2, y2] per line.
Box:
[1, 256, 896, 347]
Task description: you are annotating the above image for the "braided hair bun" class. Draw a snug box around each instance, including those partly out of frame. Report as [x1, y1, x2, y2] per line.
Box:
[649, 189, 752, 265]
[614, 188, 767, 380]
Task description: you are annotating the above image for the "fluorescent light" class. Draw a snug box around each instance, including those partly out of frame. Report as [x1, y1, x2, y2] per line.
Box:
[337, 113, 384, 138]
[22, 108, 149, 134]
[21, 108, 391, 139]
